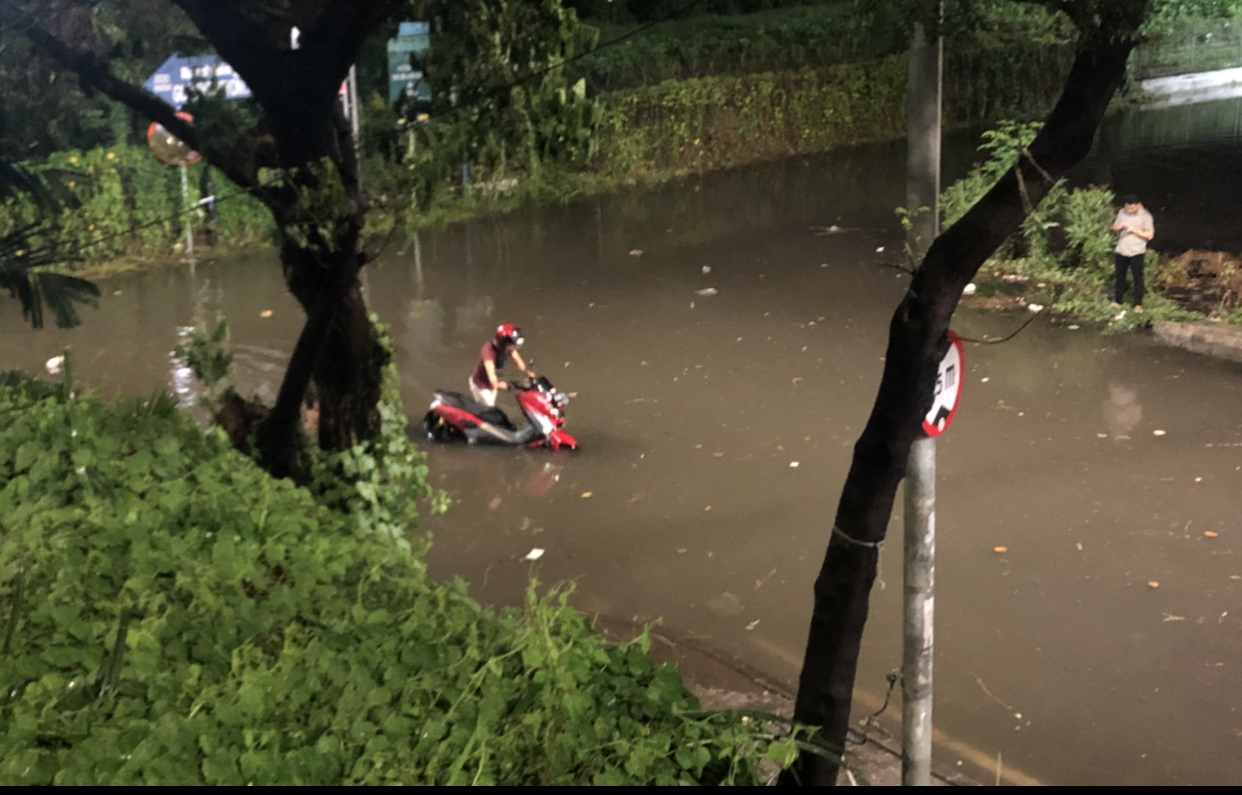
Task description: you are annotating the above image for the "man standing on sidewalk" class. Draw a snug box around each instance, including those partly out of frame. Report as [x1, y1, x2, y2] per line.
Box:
[1111, 193, 1155, 313]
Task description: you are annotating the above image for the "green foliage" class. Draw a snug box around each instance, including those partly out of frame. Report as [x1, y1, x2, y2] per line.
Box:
[847, 0, 1075, 58]
[1144, 0, 1242, 36]
[942, 120, 1042, 227]
[0, 146, 271, 265]
[941, 120, 1114, 272]
[173, 316, 235, 410]
[257, 158, 353, 255]
[1132, 9, 1242, 79]
[0, 163, 100, 330]
[407, 0, 602, 203]
[596, 38, 1068, 181]
[308, 315, 448, 552]
[565, 0, 840, 23]
[573, 4, 872, 92]
[0, 377, 799, 785]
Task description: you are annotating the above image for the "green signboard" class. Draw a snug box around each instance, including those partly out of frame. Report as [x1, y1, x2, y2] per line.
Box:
[389, 21, 431, 106]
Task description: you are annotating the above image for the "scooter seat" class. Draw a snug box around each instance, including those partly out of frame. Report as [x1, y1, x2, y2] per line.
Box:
[433, 390, 517, 430]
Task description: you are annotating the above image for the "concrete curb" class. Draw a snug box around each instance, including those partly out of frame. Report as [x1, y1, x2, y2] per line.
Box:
[1152, 320, 1242, 365]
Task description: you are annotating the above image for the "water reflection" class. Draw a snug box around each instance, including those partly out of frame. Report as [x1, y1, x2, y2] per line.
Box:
[1103, 382, 1143, 440]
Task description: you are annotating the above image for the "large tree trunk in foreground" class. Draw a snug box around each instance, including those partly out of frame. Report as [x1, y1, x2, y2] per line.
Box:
[781, 13, 1147, 785]
[255, 111, 386, 479]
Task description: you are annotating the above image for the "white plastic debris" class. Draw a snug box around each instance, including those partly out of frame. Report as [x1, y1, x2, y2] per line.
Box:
[695, 287, 718, 296]
[524, 548, 545, 561]
[702, 265, 712, 274]
[1028, 303, 1044, 313]
[981, 377, 990, 383]
[629, 249, 643, 256]
[790, 461, 800, 468]
[1153, 429, 1167, 436]
[963, 283, 977, 295]
[45, 355, 65, 375]
[876, 246, 885, 253]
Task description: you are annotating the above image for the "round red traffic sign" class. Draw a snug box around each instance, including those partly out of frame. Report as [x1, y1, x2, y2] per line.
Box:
[147, 112, 201, 166]
[922, 330, 965, 438]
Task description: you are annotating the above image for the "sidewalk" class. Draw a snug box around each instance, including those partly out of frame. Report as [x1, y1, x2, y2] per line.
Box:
[598, 617, 977, 786]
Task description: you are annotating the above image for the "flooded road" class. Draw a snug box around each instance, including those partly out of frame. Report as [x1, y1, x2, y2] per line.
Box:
[5, 100, 1242, 785]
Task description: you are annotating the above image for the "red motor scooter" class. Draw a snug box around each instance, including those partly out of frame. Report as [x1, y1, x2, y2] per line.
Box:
[423, 375, 578, 451]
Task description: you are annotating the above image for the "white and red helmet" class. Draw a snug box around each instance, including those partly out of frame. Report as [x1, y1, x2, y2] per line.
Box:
[495, 323, 524, 348]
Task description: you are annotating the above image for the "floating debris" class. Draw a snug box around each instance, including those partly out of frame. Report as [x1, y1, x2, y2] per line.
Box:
[524, 548, 545, 561]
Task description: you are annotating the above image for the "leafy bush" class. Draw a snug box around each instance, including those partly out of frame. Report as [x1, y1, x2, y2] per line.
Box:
[942, 120, 1116, 273]
[0, 375, 797, 784]
[0, 146, 272, 266]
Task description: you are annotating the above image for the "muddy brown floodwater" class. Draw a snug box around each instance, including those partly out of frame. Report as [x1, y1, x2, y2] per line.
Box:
[6, 99, 1242, 786]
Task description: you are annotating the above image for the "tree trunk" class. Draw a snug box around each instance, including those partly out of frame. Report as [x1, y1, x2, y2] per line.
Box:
[254, 112, 385, 479]
[781, 20, 1144, 786]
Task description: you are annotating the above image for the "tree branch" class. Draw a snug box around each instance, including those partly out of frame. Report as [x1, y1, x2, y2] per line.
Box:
[170, 0, 285, 105]
[24, 24, 258, 193]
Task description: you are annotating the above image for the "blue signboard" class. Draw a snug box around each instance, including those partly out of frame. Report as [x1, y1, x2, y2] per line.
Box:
[388, 22, 431, 105]
[144, 55, 252, 109]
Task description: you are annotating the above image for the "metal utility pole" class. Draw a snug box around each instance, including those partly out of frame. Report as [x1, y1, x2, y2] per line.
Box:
[348, 63, 362, 189]
[903, 0, 943, 786]
[180, 162, 195, 265]
[903, 433, 936, 786]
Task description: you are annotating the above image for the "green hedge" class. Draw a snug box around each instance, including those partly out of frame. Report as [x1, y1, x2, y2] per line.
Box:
[596, 41, 1075, 180]
[0, 376, 793, 785]
[596, 57, 908, 178]
[0, 147, 271, 265]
